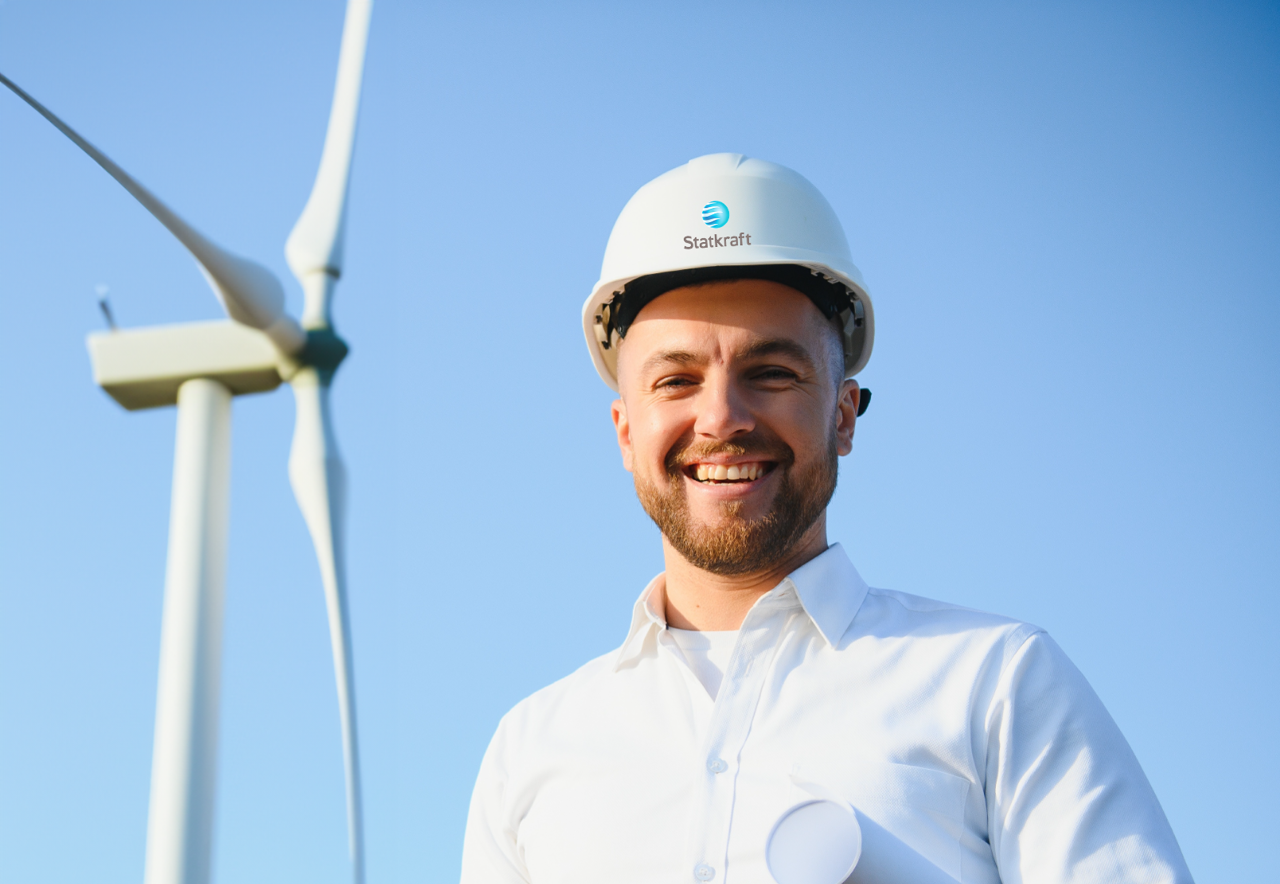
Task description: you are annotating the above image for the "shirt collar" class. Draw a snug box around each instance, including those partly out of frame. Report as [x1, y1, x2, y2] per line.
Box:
[614, 543, 869, 670]
[784, 542, 869, 647]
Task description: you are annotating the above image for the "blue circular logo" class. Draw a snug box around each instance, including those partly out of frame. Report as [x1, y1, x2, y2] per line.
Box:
[701, 200, 730, 229]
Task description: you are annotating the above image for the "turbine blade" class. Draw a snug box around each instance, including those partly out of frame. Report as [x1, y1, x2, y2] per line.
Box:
[288, 370, 364, 884]
[0, 71, 305, 354]
[286, 0, 373, 329]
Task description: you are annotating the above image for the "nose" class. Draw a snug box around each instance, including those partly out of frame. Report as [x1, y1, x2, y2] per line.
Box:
[692, 372, 755, 441]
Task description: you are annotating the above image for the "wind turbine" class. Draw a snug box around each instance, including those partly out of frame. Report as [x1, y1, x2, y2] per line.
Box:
[0, 1, 373, 882]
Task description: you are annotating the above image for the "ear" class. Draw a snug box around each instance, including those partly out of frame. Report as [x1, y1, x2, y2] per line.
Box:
[611, 397, 635, 472]
[835, 380, 858, 456]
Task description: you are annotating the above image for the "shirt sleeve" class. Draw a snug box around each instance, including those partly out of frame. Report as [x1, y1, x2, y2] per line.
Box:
[984, 631, 1194, 884]
[460, 716, 531, 884]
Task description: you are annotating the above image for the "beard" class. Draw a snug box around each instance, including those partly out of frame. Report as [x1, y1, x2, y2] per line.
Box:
[634, 427, 839, 577]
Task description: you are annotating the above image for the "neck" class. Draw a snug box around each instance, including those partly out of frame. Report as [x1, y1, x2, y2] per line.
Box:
[661, 516, 829, 631]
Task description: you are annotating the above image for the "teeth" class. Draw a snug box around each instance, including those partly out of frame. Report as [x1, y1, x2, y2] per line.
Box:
[693, 462, 767, 482]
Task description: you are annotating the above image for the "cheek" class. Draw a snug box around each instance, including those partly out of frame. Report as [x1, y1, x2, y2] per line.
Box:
[635, 419, 675, 469]
[632, 404, 691, 469]
[764, 399, 835, 454]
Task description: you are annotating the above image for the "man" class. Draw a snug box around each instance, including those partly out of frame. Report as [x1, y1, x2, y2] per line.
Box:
[461, 154, 1192, 883]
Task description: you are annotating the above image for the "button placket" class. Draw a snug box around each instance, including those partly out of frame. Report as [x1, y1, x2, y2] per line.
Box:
[682, 591, 794, 884]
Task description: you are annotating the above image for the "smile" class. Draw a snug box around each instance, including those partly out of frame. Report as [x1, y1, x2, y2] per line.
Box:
[684, 461, 772, 484]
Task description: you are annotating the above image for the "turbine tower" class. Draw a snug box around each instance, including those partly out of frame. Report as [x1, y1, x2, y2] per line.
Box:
[1, 2, 373, 882]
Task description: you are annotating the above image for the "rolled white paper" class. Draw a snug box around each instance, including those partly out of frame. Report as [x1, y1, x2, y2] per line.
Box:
[767, 799, 863, 884]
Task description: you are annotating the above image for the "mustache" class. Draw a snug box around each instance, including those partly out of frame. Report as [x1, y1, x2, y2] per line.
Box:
[664, 434, 796, 473]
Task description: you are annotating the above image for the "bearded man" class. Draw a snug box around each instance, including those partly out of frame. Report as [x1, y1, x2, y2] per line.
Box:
[460, 155, 1192, 884]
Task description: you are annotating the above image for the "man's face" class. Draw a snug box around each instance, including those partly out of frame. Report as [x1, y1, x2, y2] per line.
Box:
[611, 279, 859, 576]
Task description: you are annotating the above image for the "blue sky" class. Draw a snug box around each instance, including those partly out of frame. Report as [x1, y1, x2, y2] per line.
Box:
[1, 1, 1277, 881]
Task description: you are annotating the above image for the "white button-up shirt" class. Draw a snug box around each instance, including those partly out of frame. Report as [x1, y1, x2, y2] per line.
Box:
[461, 544, 1191, 884]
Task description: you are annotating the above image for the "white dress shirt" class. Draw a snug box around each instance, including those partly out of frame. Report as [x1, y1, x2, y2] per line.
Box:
[461, 544, 1192, 884]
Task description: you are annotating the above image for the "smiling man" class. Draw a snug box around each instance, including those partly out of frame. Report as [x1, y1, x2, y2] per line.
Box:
[615, 278, 854, 632]
[460, 155, 1192, 884]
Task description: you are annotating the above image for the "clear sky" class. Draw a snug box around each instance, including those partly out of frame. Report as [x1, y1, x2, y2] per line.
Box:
[1, 1, 1277, 881]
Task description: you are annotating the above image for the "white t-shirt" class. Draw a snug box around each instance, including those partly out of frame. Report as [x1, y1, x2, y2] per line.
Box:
[667, 627, 740, 699]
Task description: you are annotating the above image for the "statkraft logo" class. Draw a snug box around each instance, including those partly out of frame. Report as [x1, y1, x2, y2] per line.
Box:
[683, 231, 752, 250]
[701, 200, 730, 228]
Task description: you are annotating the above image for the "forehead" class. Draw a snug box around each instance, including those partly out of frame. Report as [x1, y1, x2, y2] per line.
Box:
[617, 279, 829, 377]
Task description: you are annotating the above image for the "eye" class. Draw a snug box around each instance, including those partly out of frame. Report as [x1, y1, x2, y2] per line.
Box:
[655, 376, 695, 389]
[752, 366, 798, 382]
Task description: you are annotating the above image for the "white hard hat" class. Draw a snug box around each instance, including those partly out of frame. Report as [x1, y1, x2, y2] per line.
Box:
[582, 152, 875, 393]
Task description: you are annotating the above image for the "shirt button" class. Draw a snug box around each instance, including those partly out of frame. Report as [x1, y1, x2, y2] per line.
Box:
[694, 864, 716, 881]
[707, 758, 728, 774]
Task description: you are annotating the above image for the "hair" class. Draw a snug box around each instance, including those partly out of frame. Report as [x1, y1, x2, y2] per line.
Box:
[634, 421, 840, 576]
[819, 312, 847, 392]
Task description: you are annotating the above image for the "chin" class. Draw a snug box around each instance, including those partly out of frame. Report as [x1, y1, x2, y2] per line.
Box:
[688, 506, 765, 532]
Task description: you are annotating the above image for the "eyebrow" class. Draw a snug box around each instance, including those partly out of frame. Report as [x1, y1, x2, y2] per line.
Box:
[639, 349, 701, 375]
[738, 337, 818, 370]
[638, 337, 819, 375]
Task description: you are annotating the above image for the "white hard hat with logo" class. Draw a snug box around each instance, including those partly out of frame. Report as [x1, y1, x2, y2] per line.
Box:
[582, 152, 875, 403]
